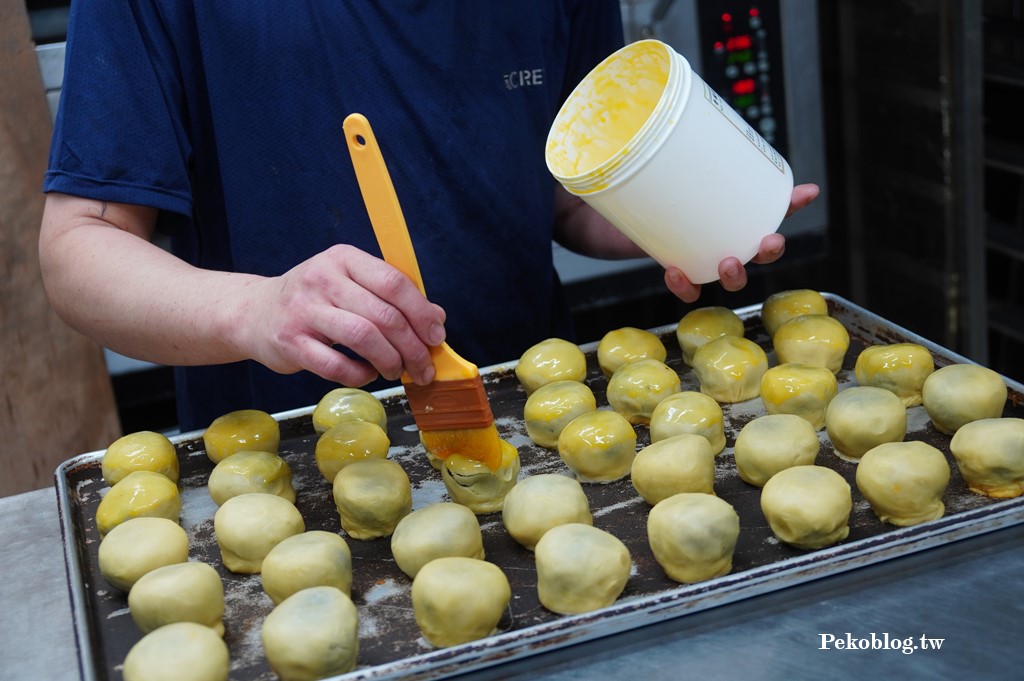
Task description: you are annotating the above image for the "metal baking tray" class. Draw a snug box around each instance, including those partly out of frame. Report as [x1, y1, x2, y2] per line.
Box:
[56, 293, 1024, 681]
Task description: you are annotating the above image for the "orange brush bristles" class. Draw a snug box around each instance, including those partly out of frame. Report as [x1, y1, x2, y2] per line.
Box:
[404, 377, 503, 470]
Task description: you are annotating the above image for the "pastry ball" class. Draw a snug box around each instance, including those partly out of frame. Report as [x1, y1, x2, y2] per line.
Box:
[692, 335, 769, 403]
[501, 474, 593, 550]
[534, 523, 631, 614]
[597, 327, 667, 378]
[203, 409, 280, 464]
[98, 517, 189, 592]
[649, 391, 726, 454]
[312, 387, 387, 435]
[524, 380, 597, 449]
[607, 358, 682, 425]
[759, 363, 838, 430]
[123, 622, 229, 681]
[950, 417, 1024, 498]
[515, 337, 588, 395]
[102, 430, 178, 486]
[922, 363, 1008, 435]
[128, 561, 225, 635]
[557, 410, 637, 483]
[760, 465, 852, 549]
[391, 502, 485, 578]
[441, 441, 521, 514]
[261, 531, 353, 605]
[762, 289, 828, 337]
[734, 414, 820, 488]
[96, 470, 181, 538]
[332, 458, 412, 538]
[825, 386, 907, 461]
[214, 492, 304, 573]
[208, 450, 295, 506]
[262, 586, 359, 681]
[856, 441, 950, 526]
[773, 314, 850, 374]
[314, 420, 391, 483]
[630, 434, 716, 505]
[675, 306, 745, 366]
[647, 493, 740, 584]
[854, 343, 935, 407]
[412, 557, 511, 648]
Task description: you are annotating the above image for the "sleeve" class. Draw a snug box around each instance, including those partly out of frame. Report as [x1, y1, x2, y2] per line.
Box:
[560, 0, 625, 103]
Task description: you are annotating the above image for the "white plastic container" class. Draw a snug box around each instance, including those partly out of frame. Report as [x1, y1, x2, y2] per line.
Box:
[546, 39, 793, 285]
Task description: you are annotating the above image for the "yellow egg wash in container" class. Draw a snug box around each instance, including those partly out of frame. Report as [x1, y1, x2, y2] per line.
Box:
[546, 40, 794, 284]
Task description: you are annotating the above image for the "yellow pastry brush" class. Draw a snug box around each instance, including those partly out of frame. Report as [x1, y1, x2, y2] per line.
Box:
[343, 113, 503, 470]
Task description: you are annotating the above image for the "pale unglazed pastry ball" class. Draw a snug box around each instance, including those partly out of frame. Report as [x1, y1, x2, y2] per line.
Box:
[128, 561, 225, 635]
[213, 492, 304, 573]
[630, 433, 716, 505]
[761, 289, 828, 337]
[261, 531, 353, 605]
[922, 363, 1008, 435]
[535, 523, 631, 615]
[203, 409, 280, 464]
[208, 450, 295, 506]
[606, 358, 682, 425]
[854, 343, 935, 407]
[122, 622, 229, 681]
[759, 362, 838, 430]
[825, 386, 907, 462]
[96, 470, 181, 538]
[515, 337, 588, 395]
[501, 474, 592, 550]
[262, 586, 359, 681]
[734, 414, 820, 488]
[314, 420, 391, 483]
[391, 502, 485, 578]
[102, 430, 178, 486]
[760, 465, 852, 549]
[524, 380, 597, 448]
[950, 417, 1024, 498]
[856, 441, 950, 526]
[773, 314, 850, 374]
[312, 387, 387, 434]
[647, 493, 740, 583]
[597, 326, 667, 378]
[692, 335, 769, 403]
[649, 391, 726, 454]
[98, 517, 189, 592]
[332, 458, 411, 538]
[557, 410, 637, 483]
[412, 557, 511, 648]
[675, 306, 745, 366]
[441, 441, 521, 514]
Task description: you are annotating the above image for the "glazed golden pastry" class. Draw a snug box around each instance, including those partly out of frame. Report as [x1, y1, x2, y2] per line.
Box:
[630, 433, 716, 504]
[597, 327, 667, 378]
[524, 380, 597, 449]
[102, 430, 178, 486]
[312, 387, 387, 435]
[854, 343, 935, 407]
[856, 441, 950, 525]
[128, 561, 225, 636]
[262, 586, 359, 680]
[950, 417, 1024, 498]
[733, 414, 820, 488]
[207, 450, 295, 506]
[98, 517, 188, 592]
[123, 622, 229, 681]
[557, 410, 637, 483]
[332, 458, 411, 538]
[501, 474, 593, 550]
[772, 314, 850, 374]
[922, 363, 1008, 434]
[606, 358, 682, 425]
[760, 465, 852, 549]
[314, 420, 391, 483]
[647, 493, 740, 583]
[391, 502, 485, 578]
[261, 531, 353, 605]
[534, 523, 631, 615]
[213, 492, 305, 573]
[515, 337, 588, 394]
[761, 289, 828, 337]
[411, 557, 511, 648]
[96, 470, 181, 538]
[441, 441, 521, 514]
[824, 386, 907, 461]
[759, 362, 838, 430]
[692, 335, 769, 403]
[203, 409, 280, 464]
[675, 306, 745, 366]
[649, 391, 726, 454]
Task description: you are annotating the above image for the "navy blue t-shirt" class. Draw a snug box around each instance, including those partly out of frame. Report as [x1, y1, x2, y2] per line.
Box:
[45, 1, 624, 431]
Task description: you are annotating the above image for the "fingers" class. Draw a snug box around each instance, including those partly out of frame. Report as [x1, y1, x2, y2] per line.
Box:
[751, 233, 785, 265]
[665, 267, 701, 303]
[787, 183, 820, 217]
[718, 257, 748, 292]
